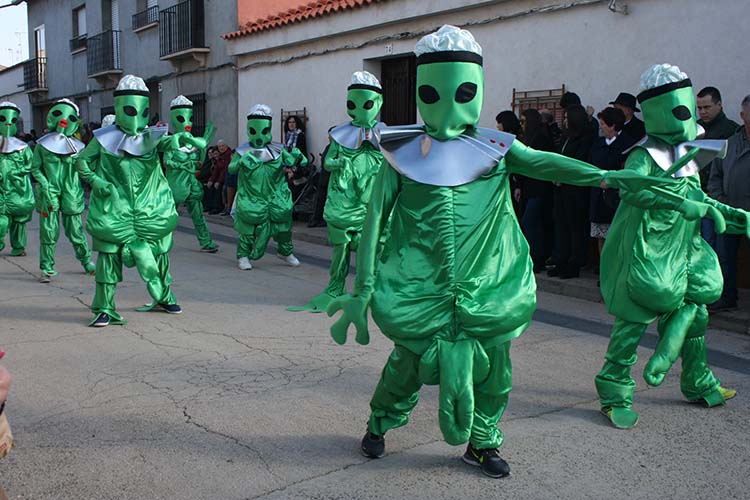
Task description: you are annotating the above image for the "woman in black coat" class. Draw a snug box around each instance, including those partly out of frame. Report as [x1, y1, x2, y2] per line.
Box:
[548, 104, 594, 279]
[589, 107, 628, 262]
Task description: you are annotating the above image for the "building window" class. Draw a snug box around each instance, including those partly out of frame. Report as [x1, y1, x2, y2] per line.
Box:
[380, 55, 416, 126]
[184, 93, 206, 137]
[70, 5, 87, 52]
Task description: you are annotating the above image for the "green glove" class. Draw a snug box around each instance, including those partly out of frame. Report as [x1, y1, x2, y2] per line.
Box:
[241, 151, 262, 170]
[678, 199, 726, 233]
[326, 293, 370, 345]
[93, 179, 114, 198]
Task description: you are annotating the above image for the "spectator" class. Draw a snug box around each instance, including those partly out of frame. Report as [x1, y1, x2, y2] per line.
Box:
[559, 91, 582, 110]
[518, 109, 555, 272]
[609, 92, 645, 148]
[495, 111, 523, 217]
[307, 127, 335, 228]
[205, 139, 231, 214]
[707, 95, 750, 312]
[589, 107, 628, 275]
[541, 110, 563, 149]
[283, 115, 310, 204]
[0, 359, 11, 464]
[198, 146, 217, 184]
[549, 104, 594, 279]
[219, 140, 238, 216]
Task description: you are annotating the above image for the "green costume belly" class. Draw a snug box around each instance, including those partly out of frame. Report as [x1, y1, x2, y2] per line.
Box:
[0, 149, 34, 217]
[34, 148, 85, 215]
[234, 155, 292, 234]
[164, 148, 201, 204]
[324, 141, 383, 231]
[371, 164, 535, 355]
[601, 160, 721, 324]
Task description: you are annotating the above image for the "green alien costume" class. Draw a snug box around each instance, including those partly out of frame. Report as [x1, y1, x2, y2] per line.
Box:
[596, 65, 746, 429]
[290, 71, 385, 312]
[327, 26, 667, 474]
[229, 104, 307, 269]
[30, 98, 95, 281]
[162, 95, 217, 252]
[0, 102, 33, 256]
[75, 75, 196, 326]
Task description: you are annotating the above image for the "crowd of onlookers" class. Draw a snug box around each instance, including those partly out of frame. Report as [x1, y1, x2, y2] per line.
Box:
[500, 86, 750, 313]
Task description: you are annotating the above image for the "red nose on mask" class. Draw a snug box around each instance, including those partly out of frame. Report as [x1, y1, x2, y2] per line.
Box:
[185, 125, 192, 132]
[59, 119, 68, 129]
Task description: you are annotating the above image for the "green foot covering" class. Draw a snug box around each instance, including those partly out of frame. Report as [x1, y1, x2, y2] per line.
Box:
[602, 406, 639, 429]
[88, 312, 126, 326]
[9, 248, 26, 256]
[136, 302, 157, 312]
[688, 386, 735, 407]
[287, 292, 336, 313]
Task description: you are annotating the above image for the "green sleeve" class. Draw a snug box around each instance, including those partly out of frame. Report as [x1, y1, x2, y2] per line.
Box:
[353, 164, 400, 298]
[505, 141, 604, 187]
[19, 147, 33, 174]
[281, 147, 308, 167]
[227, 152, 242, 175]
[323, 141, 342, 172]
[30, 146, 49, 190]
[616, 148, 682, 211]
[75, 139, 107, 189]
[699, 191, 750, 235]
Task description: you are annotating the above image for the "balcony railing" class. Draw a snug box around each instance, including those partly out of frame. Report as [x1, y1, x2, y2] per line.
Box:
[159, 0, 205, 58]
[132, 5, 159, 31]
[70, 34, 87, 52]
[87, 30, 122, 77]
[23, 57, 47, 91]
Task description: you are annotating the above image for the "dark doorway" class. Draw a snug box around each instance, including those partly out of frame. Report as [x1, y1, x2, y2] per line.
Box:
[380, 55, 416, 126]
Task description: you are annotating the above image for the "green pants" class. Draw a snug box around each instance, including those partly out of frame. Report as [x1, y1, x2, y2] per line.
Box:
[181, 197, 214, 249]
[236, 220, 293, 260]
[91, 250, 176, 323]
[39, 211, 92, 272]
[324, 226, 361, 297]
[595, 306, 720, 409]
[0, 213, 29, 255]
[369, 342, 512, 449]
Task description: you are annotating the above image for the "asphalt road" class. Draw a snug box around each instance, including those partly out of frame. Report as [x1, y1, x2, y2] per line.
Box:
[1, 214, 749, 499]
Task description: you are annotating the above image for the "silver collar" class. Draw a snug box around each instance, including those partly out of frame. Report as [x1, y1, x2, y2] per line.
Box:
[37, 132, 85, 155]
[379, 125, 515, 187]
[330, 122, 383, 150]
[630, 135, 728, 178]
[93, 124, 168, 157]
[235, 142, 283, 162]
[0, 136, 28, 154]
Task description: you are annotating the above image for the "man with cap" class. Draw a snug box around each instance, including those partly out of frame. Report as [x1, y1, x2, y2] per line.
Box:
[76, 75, 202, 327]
[229, 104, 307, 270]
[30, 98, 95, 282]
[326, 25, 667, 478]
[163, 95, 218, 253]
[0, 101, 33, 257]
[289, 71, 385, 313]
[610, 92, 646, 148]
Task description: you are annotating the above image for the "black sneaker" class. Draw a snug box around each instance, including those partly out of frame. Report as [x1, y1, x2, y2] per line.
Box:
[92, 313, 110, 327]
[708, 298, 737, 313]
[360, 431, 385, 459]
[462, 443, 510, 478]
[159, 303, 182, 314]
[200, 245, 219, 253]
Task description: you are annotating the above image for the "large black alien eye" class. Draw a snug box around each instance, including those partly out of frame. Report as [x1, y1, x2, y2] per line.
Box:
[0, 116, 6, 122]
[69, 115, 78, 122]
[177, 115, 186, 123]
[124, 106, 137, 117]
[142, 107, 150, 117]
[52, 110, 63, 117]
[419, 85, 440, 104]
[363, 100, 374, 110]
[261, 127, 270, 135]
[11, 117, 17, 123]
[249, 127, 257, 135]
[672, 105, 691, 121]
[346, 100, 356, 110]
[455, 82, 478, 104]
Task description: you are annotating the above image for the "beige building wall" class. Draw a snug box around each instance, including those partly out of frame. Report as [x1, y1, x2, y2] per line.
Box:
[229, 0, 750, 158]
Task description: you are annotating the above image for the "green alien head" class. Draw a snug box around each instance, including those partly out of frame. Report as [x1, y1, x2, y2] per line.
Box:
[637, 64, 698, 145]
[113, 74, 151, 136]
[346, 71, 383, 129]
[0, 101, 20, 138]
[170, 95, 194, 134]
[246, 104, 273, 148]
[414, 25, 484, 141]
[46, 98, 80, 137]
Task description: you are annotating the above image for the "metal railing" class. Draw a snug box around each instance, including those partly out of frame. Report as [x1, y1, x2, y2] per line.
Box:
[159, 0, 205, 57]
[132, 5, 159, 31]
[23, 57, 47, 90]
[70, 34, 87, 52]
[87, 30, 122, 76]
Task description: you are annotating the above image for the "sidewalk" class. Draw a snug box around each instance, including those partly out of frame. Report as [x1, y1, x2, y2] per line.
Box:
[199, 210, 750, 335]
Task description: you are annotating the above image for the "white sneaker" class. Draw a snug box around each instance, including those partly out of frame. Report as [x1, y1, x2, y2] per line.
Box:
[238, 257, 253, 270]
[278, 253, 300, 267]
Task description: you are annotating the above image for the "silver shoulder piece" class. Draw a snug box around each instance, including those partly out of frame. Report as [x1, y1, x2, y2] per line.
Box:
[235, 142, 252, 157]
[0, 136, 29, 154]
[37, 132, 85, 155]
[330, 122, 382, 150]
[633, 135, 726, 178]
[94, 124, 168, 157]
[379, 125, 514, 187]
[237, 142, 282, 163]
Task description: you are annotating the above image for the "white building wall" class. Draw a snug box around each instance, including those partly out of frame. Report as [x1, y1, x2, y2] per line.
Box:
[0, 64, 33, 134]
[230, 0, 750, 158]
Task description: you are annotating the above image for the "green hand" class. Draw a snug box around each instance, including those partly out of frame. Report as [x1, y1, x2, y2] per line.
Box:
[326, 293, 370, 345]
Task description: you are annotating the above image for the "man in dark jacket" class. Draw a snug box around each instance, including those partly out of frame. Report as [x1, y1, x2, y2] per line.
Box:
[610, 92, 645, 149]
[707, 95, 750, 312]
